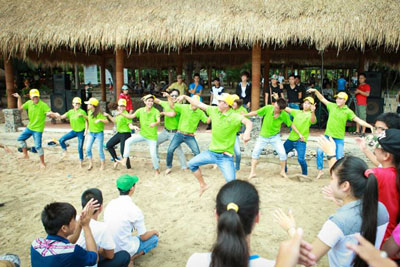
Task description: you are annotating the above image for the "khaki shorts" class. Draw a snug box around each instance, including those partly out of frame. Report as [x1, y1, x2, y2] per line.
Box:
[356, 105, 367, 120]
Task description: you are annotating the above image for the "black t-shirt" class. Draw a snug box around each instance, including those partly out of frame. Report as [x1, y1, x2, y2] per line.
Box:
[284, 84, 301, 103]
[265, 85, 283, 104]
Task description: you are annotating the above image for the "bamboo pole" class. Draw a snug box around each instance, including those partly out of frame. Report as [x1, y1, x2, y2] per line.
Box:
[251, 43, 261, 110]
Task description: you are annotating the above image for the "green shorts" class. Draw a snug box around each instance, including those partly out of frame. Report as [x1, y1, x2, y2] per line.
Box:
[356, 105, 367, 120]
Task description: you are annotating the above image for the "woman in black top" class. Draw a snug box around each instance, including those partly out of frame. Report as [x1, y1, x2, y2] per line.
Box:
[236, 72, 252, 108]
[265, 74, 284, 105]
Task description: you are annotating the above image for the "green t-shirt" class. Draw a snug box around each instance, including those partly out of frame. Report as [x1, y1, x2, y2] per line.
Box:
[232, 106, 248, 115]
[206, 106, 243, 154]
[257, 105, 292, 138]
[135, 107, 160, 140]
[66, 108, 87, 132]
[325, 102, 355, 139]
[116, 111, 132, 133]
[160, 100, 180, 130]
[174, 104, 208, 133]
[287, 110, 316, 142]
[22, 100, 51, 132]
[88, 110, 107, 133]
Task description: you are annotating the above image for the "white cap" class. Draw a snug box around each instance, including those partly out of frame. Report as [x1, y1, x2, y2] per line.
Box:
[122, 85, 129, 90]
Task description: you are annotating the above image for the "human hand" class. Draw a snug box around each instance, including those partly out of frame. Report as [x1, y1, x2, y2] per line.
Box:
[322, 185, 343, 206]
[149, 122, 157, 128]
[299, 135, 305, 142]
[160, 112, 165, 116]
[307, 88, 316, 94]
[310, 104, 316, 112]
[80, 198, 99, 227]
[298, 238, 317, 266]
[95, 119, 101, 124]
[162, 92, 169, 98]
[12, 93, 21, 98]
[317, 135, 336, 155]
[272, 92, 279, 100]
[103, 112, 109, 117]
[355, 137, 367, 151]
[242, 131, 251, 145]
[273, 208, 296, 233]
[176, 95, 185, 103]
[152, 230, 160, 237]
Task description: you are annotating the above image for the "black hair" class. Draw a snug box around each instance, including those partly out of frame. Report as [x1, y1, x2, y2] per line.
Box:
[193, 73, 200, 78]
[359, 73, 367, 78]
[118, 188, 132, 195]
[289, 74, 295, 78]
[234, 99, 243, 107]
[375, 112, 400, 129]
[214, 77, 220, 82]
[330, 156, 379, 267]
[276, 98, 287, 110]
[91, 104, 101, 118]
[241, 72, 249, 78]
[169, 89, 180, 96]
[81, 188, 103, 214]
[41, 202, 77, 235]
[211, 180, 259, 267]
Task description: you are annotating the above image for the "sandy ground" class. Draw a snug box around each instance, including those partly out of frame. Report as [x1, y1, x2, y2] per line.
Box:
[0, 140, 339, 267]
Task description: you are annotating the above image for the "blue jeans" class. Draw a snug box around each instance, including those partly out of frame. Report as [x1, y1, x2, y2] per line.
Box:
[284, 139, 307, 175]
[123, 134, 158, 170]
[157, 130, 187, 169]
[136, 235, 159, 255]
[59, 130, 85, 160]
[98, 250, 130, 267]
[17, 128, 44, 156]
[252, 134, 287, 161]
[86, 132, 105, 161]
[317, 135, 344, 170]
[166, 132, 200, 169]
[188, 150, 236, 182]
[234, 135, 241, 171]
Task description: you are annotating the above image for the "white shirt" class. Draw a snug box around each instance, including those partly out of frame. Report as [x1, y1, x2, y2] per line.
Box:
[104, 195, 146, 256]
[241, 83, 247, 98]
[76, 219, 115, 267]
[278, 75, 285, 84]
[211, 86, 224, 105]
[186, 253, 275, 267]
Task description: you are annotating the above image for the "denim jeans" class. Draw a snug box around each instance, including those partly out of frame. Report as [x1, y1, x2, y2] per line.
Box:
[59, 130, 85, 160]
[86, 132, 105, 161]
[135, 235, 159, 255]
[106, 132, 131, 168]
[188, 150, 236, 182]
[157, 129, 187, 169]
[98, 250, 130, 267]
[252, 134, 287, 161]
[317, 135, 344, 170]
[123, 134, 158, 170]
[234, 135, 241, 171]
[284, 139, 307, 175]
[166, 132, 200, 169]
[17, 128, 44, 156]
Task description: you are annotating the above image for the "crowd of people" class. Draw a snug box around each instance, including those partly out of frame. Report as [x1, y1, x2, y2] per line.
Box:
[3, 71, 400, 267]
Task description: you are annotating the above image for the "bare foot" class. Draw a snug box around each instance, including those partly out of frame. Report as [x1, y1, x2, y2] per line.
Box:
[40, 162, 46, 169]
[3, 146, 13, 154]
[280, 171, 288, 178]
[18, 155, 29, 160]
[155, 169, 160, 176]
[87, 163, 93, 171]
[116, 158, 128, 169]
[248, 172, 256, 179]
[316, 170, 324, 180]
[113, 161, 119, 169]
[80, 161, 83, 168]
[165, 168, 172, 175]
[212, 164, 218, 170]
[199, 184, 210, 197]
[100, 163, 105, 170]
[298, 175, 312, 182]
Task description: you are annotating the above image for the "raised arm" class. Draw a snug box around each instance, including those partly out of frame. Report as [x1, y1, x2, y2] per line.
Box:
[178, 95, 209, 111]
[307, 88, 329, 106]
[104, 112, 115, 123]
[161, 111, 177, 117]
[310, 104, 317, 124]
[244, 111, 258, 117]
[353, 117, 374, 132]
[12, 93, 23, 110]
[119, 111, 136, 119]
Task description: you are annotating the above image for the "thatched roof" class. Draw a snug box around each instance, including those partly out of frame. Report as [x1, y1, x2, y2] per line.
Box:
[1, 0, 400, 57]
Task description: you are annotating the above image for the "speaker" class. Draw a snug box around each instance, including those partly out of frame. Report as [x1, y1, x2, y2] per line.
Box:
[53, 73, 71, 93]
[366, 97, 384, 123]
[50, 92, 67, 114]
[364, 72, 382, 98]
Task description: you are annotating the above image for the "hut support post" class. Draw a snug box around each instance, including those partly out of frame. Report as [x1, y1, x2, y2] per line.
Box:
[264, 48, 270, 96]
[116, 49, 124, 99]
[100, 57, 106, 101]
[177, 54, 183, 76]
[207, 67, 212, 88]
[251, 43, 261, 110]
[74, 65, 79, 90]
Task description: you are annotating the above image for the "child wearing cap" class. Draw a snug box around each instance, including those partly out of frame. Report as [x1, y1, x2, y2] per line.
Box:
[83, 97, 108, 170]
[283, 96, 317, 179]
[307, 88, 373, 179]
[182, 93, 252, 196]
[104, 174, 159, 265]
[57, 97, 88, 167]
[164, 94, 210, 175]
[119, 85, 134, 114]
[104, 98, 133, 169]
[245, 98, 300, 179]
[117, 94, 161, 174]
[13, 89, 60, 168]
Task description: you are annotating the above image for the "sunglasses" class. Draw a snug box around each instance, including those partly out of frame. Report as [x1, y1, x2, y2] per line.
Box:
[118, 105, 126, 107]
[170, 94, 179, 97]
[73, 102, 81, 105]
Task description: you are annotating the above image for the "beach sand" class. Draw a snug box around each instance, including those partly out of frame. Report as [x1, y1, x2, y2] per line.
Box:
[0, 145, 336, 267]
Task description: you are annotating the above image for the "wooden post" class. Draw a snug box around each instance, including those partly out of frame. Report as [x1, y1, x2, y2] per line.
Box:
[207, 67, 212, 88]
[251, 43, 261, 110]
[4, 55, 16, 108]
[263, 48, 270, 93]
[177, 54, 183, 76]
[358, 52, 366, 74]
[115, 49, 124, 98]
[100, 57, 106, 101]
[74, 65, 79, 90]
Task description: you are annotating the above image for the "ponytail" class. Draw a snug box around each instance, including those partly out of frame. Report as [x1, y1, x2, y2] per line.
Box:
[211, 210, 248, 267]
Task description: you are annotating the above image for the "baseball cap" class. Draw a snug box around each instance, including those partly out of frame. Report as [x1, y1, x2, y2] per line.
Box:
[303, 96, 315, 105]
[72, 97, 82, 104]
[142, 94, 155, 101]
[377, 129, 400, 156]
[217, 93, 235, 106]
[84, 97, 99, 106]
[270, 74, 278, 80]
[122, 85, 129, 90]
[335, 92, 348, 101]
[118, 98, 127, 106]
[116, 174, 139, 191]
[29, 89, 40, 98]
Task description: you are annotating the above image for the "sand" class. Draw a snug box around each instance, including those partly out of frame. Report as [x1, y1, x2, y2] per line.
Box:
[0, 143, 338, 267]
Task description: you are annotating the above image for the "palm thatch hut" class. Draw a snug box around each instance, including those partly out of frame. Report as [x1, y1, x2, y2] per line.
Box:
[1, 0, 400, 109]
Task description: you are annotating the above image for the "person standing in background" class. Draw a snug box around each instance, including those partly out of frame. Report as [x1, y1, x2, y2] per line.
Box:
[235, 72, 252, 109]
[188, 73, 203, 102]
[354, 73, 371, 137]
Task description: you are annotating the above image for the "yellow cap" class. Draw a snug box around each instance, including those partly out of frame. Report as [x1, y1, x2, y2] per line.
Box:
[303, 96, 315, 105]
[84, 97, 99, 106]
[142, 94, 155, 101]
[72, 97, 82, 104]
[29, 89, 40, 98]
[118, 98, 127, 106]
[217, 93, 236, 106]
[335, 92, 348, 101]
[191, 95, 201, 102]
[231, 94, 240, 102]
